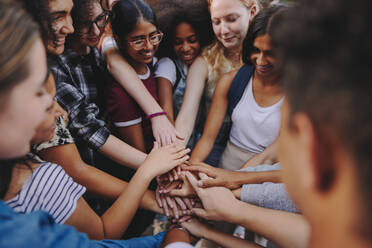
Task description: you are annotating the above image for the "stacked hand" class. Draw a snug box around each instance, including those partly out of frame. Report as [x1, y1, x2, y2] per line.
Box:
[156, 161, 240, 224]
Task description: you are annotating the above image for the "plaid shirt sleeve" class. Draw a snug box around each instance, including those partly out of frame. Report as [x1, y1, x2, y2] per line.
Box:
[51, 62, 110, 150]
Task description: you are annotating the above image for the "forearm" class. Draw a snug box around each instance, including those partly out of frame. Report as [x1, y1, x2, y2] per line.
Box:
[202, 226, 262, 248]
[232, 202, 310, 248]
[101, 166, 153, 239]
[106, 49, 163, 115]
[99, 134, 146, 170]
[240, 142, 278, 169]
[190, 137, 215, 163]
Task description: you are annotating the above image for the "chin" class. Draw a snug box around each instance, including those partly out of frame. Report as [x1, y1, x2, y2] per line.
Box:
[48, 44, 65, 55]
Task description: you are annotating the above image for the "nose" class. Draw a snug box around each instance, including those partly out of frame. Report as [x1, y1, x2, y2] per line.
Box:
[91, 23, 101, 37]
[181, 42, 191, 52]
[61, 15, 74, 35]
[144, 38, 154, 50]
[256, 53, 268, 66]
[221, 22, 230, 35]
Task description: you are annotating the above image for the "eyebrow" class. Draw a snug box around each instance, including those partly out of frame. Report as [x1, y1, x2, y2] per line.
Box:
[130, 31, 159, 40]
[51, 11, 67, 17]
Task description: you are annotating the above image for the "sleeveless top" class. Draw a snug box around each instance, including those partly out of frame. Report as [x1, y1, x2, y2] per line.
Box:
[229, 69, 284, 152]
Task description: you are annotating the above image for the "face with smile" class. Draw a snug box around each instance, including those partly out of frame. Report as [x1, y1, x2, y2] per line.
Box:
[173, 22, 201, 65]
[75, 2, 108, 47]
[210, 0, 255, 49]
[250, 34, 279, 77]
[31, 73, 61, 145]
[46, 0, 74, 55]
[0, 39, 52, 158]
[124, 20, 160, 65]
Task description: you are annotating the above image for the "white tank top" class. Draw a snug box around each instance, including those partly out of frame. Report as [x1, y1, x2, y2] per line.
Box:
[229, 77, 284, 153]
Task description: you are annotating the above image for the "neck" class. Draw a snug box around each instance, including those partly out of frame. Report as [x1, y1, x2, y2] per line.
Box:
[70, 36, 90, 55]
[253, 71, 280, 88]
[224, 45, 242, 66]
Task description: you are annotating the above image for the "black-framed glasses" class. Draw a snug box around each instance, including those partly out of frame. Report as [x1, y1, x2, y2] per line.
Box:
[127, 31, 163, 50]
[77, 11, 110, 34]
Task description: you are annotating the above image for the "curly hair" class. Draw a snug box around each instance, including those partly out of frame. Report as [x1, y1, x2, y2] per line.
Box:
[156, 0, 214, 59]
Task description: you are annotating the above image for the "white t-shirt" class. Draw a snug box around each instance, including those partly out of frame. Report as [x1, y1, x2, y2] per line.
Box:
[230, 77, 284, 153]
[154, 57, 187, 87]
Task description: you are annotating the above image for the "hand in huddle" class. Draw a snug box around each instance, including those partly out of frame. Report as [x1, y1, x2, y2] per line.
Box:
[185, 172, 239, 222]
[141, 142, 190, 179]
[182, 162, 244, 190]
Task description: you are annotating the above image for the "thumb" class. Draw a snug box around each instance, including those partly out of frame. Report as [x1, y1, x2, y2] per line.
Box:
[185, 172, 203, 196]
[153, 141, 159, 150]
[192, 208, 209, 219]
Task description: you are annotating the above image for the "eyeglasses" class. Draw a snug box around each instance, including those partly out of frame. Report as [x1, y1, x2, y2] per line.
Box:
[77, 11, 110, 34]
[127, 31, 163, 50]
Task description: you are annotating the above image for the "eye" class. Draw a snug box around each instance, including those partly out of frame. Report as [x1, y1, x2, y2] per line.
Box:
[132, 39, 145, 45]
[174, 39, 183, 45]
[212, 19, 220, 26]
[36, 88, 47, 97]
[226, 16, 238, 23]
[187, 36, 199, 44]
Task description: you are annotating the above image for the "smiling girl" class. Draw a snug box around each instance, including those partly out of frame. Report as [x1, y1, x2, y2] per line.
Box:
[154, 2, 214, 148]
[105, 0, 164, 153]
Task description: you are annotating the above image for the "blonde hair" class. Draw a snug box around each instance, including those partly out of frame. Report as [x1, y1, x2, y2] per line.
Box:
[208, 0, 259, 10]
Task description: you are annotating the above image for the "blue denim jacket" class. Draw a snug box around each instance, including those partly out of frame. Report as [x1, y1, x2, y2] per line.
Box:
[0, 201, 164, 248]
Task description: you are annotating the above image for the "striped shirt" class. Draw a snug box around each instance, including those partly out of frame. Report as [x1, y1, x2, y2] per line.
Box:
[5, 162, 86, 224]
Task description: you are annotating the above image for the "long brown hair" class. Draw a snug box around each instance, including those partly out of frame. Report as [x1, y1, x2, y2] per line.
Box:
[0, 0, 41, 198]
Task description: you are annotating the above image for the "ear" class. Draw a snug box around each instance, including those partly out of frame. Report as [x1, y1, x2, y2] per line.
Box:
[249, 4, 258, 21]
[292, 113, 336, 193]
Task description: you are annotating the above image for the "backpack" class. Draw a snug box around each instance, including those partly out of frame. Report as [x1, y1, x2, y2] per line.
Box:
[227, 64, 255, 117]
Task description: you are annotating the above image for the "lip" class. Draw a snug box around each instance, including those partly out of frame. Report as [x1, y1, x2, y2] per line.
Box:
[256, 65, 273, 74]
[140, 51, 154, 60]
[181, 54, 195, 63]
[54, 37, 66, 46]
[221, 36, 235, 43]
[88, 37, 99, 43]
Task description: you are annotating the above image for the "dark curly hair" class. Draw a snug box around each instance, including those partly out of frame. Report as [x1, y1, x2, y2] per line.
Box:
[155, 0, 214, 59]
[271, 0, 372, 240]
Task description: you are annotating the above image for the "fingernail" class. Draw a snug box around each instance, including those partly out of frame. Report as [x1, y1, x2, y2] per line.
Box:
[198, 181, 203, 187]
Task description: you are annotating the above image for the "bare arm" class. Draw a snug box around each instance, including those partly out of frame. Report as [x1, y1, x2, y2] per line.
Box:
[190, 70, 237, 162]
[38, 143, 161, 212]
[157, 77, 175, 124]
[99, 134, 146, 169]
[240, 140, 279, 169]
[186, 172, 310, 248]
[181, 219, 262, 248]
[116, 123, 146, 153]
[65, 143, 190, 240]
[105, 48, 182, 145]
[175, 56, 208, 146]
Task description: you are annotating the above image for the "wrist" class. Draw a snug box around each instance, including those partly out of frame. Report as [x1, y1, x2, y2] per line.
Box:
[137, 164, 156, 182]
[148, 111, 167, 120]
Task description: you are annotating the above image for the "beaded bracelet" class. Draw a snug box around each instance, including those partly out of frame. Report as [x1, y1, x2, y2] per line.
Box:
[147, 111, 167, 120]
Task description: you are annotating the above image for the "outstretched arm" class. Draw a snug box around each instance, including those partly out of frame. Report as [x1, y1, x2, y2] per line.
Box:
[186, 172, 310, 248]
[190, 70, 237, 163]
[175, 56, 208, 146]
[39, 143, 160, 212]
[104, 47, 182, 146]
[65, 143, 190, 240]
[181, 219, 263, 248]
